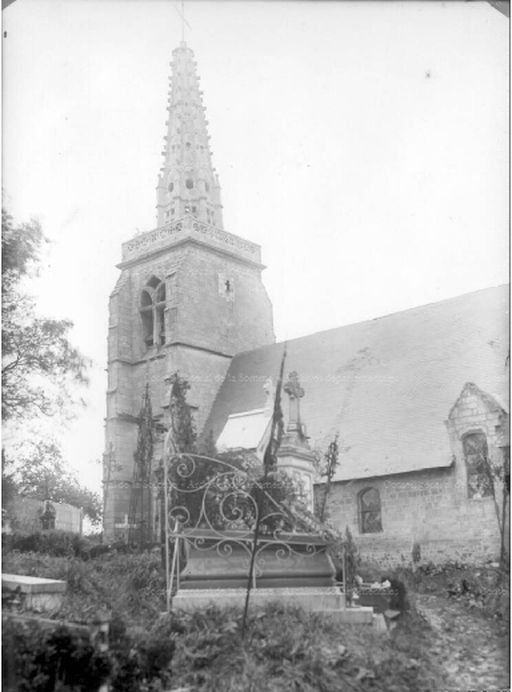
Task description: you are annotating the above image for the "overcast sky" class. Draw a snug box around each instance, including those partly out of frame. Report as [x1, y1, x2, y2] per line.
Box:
[3, 0, 509, 492]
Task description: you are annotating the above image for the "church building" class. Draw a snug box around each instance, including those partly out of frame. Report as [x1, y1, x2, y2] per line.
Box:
[103, 41, 509, 566]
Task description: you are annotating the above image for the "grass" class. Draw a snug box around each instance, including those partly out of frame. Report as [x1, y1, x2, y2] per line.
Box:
[2, 549, 447, 691]
[152, 603, 442, 691]
[3, 548, 165, 627]
[390, 561, 510, 621]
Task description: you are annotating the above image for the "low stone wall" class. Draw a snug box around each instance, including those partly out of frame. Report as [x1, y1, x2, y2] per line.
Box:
[4, 496, 83, 534]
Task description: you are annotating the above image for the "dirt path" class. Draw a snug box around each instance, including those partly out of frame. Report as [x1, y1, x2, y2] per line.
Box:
[415, 593, 509, 691]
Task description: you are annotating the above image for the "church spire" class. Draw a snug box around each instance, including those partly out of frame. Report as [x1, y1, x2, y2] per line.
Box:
[156, 43, 224, 229]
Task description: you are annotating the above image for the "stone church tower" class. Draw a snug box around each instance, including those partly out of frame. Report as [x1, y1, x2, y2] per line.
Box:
[103, 42, 274, 539]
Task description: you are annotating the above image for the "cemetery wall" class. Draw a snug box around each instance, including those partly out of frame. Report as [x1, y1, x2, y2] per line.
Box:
[3, 495, 83, 534]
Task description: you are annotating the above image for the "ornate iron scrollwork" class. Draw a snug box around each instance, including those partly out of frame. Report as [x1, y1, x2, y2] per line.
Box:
[162, 438, 333, 607]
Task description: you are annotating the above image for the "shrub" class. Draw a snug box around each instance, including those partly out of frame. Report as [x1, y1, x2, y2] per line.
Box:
[2, 618, 110, 691]
[4, 530, 92, 558]
[343, 525, 360, 603]
[411, 542, 421, 565]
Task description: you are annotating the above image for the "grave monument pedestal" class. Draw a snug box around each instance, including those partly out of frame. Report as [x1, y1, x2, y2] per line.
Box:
[170, 529, 373, 623]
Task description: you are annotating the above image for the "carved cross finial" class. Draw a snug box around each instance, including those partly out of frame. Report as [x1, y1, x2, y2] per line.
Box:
[283, 371, 305, 430]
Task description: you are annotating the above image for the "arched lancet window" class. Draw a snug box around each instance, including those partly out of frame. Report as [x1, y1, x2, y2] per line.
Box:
[140, 277, 166, 349]
[140, 289, 154, 347]
[358, 487, 382, 534]
[463, 432, 492, 499]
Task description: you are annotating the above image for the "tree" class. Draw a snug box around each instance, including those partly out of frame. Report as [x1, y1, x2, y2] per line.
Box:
[160, 373, 197, 567]
[168, 372, 197, 453]
[133, 384, 154, 485]
[198, 428, 217, 457]
[129, 384, 154, 545]
[2, 440, 102, 525]
[317, 435, 340, 522]
[2, 210, 97, 524]
[343, 526, 360, 606]
[483, 446, 510, 568]
[2, 210, 89, 421]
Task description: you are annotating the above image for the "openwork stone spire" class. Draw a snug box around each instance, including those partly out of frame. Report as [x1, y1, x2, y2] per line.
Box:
[156, 42, 224, 229]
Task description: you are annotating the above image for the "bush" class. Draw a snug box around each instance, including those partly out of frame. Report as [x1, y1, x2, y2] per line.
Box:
[392, 560, 510, 620]
[2, 612, 175, 691]
[3, 530, 92, 558]
[108, 615, 177, 691]
[2, 618, 110, 691]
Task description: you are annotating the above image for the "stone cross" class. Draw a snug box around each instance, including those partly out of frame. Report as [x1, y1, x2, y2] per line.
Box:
[283, 371, 305, 432]
[114, 514, 136, 530]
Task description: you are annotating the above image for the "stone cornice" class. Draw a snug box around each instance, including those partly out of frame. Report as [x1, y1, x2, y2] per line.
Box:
[277, 446, 317, 463]
[107, 342, 233, 367]
[118, 216, 263, 269]
[163, 341, 233, 358]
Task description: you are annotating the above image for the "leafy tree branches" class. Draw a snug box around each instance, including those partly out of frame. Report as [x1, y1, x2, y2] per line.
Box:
[169, 372, 197, 453]
[2, 209, 98, 523]
[3, 440, 102, 525]
[2, 210, 89, 422]
[317, 434, 340, 522]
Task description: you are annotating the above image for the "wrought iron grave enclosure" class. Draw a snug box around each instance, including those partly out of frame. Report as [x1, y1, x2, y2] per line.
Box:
[162, 443, 337, 611]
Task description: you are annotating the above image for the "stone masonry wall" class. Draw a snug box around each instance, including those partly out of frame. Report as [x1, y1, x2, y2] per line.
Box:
[319, 465, 500, 569]
[104, 237, 274, 538]
[317, 383, 508, 569]
[175, 245, 274, 355]
[4, 495, 83, 534]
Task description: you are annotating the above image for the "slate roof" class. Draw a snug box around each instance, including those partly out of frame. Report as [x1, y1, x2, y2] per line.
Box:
[203, 285, 509, 482]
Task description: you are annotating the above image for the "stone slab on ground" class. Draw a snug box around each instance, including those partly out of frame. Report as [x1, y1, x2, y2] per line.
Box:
[173, 586, 345, 611]
[2, 573, 66, 612]
[173, 586, 345, 612]
[172, 586, 374, 624]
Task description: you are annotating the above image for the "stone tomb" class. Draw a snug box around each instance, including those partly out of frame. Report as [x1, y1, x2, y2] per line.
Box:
[171, 529, 373, 623]
[167, 372, 373, 623]
[2, 573, 66, 612]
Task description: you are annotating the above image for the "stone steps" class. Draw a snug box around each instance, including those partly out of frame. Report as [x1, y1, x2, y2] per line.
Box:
[171, 586, 374, 624]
